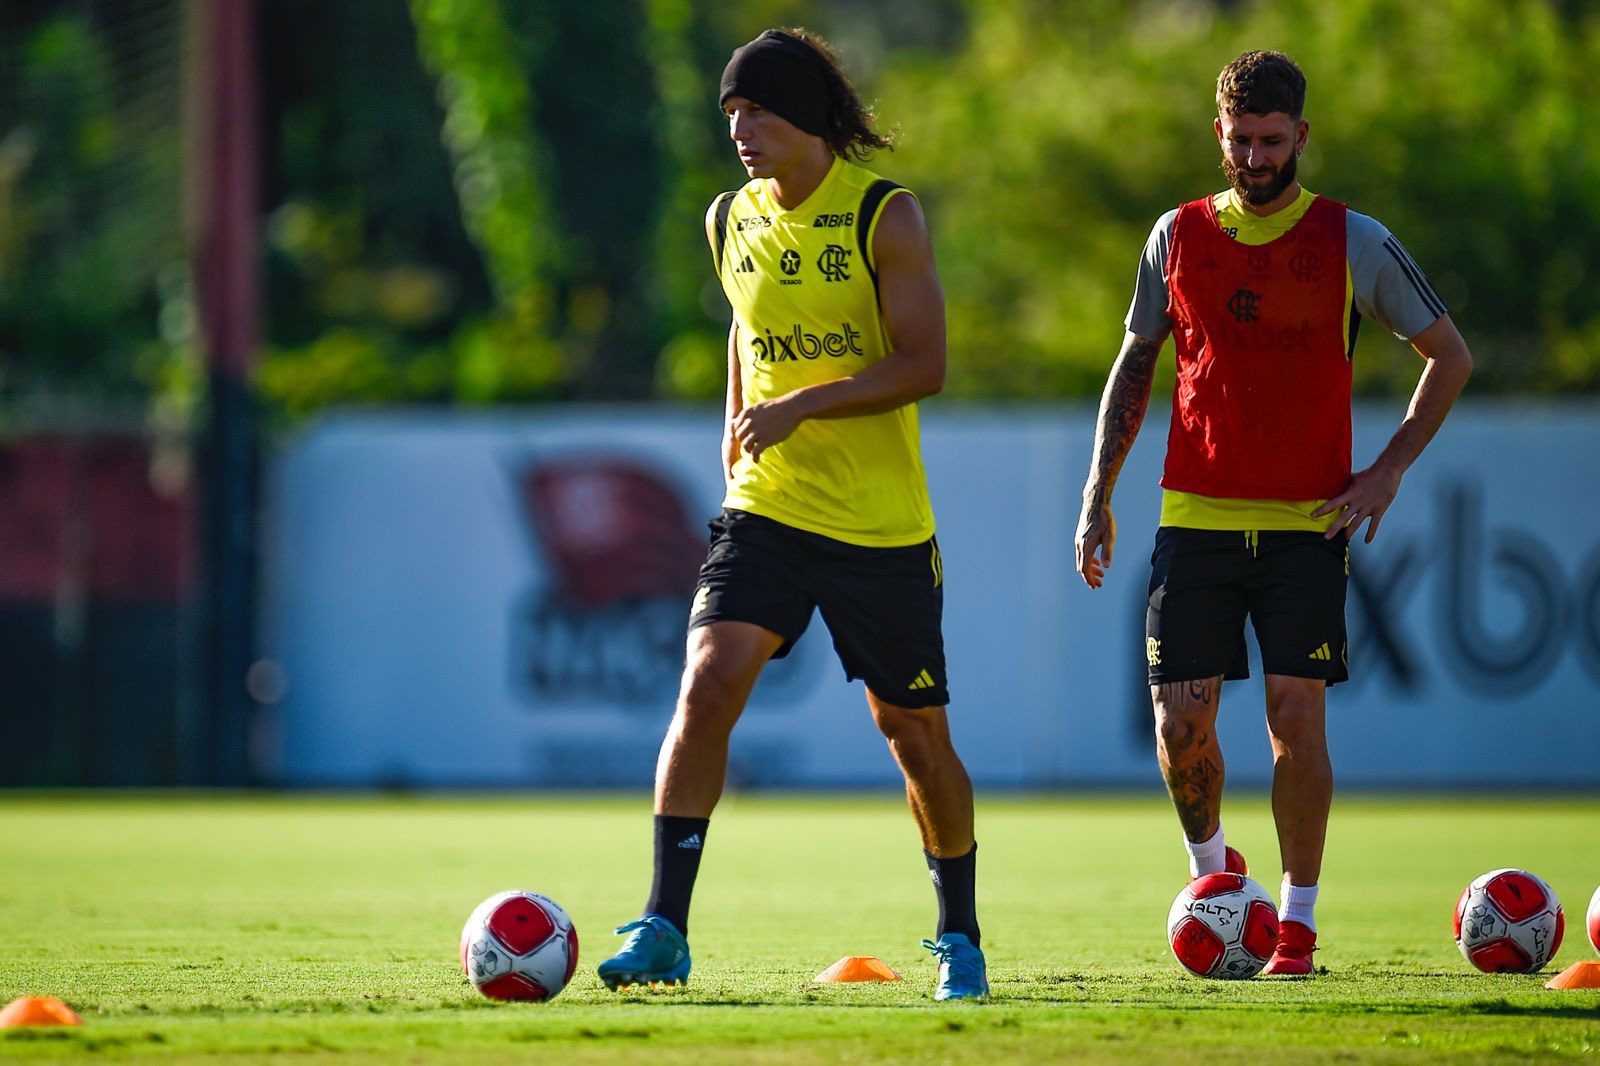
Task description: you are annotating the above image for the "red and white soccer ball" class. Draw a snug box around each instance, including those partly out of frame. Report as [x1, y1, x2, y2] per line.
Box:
[1453, 868, 1564, 973]
[1168, 872, 1280, 979]
[1586, 884, 1600, 957]
[460, 890, 579, 1001]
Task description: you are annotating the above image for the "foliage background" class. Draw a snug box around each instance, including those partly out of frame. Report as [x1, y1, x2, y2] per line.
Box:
[2, 0, 1597, 424]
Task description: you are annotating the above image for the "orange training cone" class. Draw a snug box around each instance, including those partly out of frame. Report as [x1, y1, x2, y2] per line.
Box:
[1545, 960, 1600, 989]
[814, 956, 901, 982]
[0, 996, 83, 1027]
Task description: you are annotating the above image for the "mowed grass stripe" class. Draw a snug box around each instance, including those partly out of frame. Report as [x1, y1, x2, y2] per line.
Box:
[2, 793, 1597, 1062]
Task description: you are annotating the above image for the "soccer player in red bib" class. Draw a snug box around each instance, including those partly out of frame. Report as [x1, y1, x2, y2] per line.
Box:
[1075, 51, 1473, 975]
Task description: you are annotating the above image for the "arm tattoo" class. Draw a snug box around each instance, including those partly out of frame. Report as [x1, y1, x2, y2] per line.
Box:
[1084, 334, 1163, 507]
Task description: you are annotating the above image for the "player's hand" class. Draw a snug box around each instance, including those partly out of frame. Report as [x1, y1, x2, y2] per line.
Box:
[1075, 497, 1116, 589]
[1313, 461, 1403, 543]
[732, 397, 803, 463]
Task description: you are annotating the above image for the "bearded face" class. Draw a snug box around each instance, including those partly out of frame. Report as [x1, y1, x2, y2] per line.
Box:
[1222, 149, 1298, 206]
[1214, 111, 1305, 209]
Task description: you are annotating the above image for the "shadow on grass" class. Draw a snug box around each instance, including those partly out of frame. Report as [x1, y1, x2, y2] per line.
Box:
[1462, 998, 1600, 1019]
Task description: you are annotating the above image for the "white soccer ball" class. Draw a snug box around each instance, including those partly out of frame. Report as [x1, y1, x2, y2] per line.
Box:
[1453, 868, 1564, 973]
[1167, 872, 1280, 979]
[460, 890, 579, 1000]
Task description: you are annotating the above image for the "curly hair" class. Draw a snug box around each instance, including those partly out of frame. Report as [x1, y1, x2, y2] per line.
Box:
[782, 28, 895, 160]
[1216, 51, 1306, 120]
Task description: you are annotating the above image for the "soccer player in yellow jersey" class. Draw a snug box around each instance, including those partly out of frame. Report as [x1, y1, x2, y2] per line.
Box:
[1075, 52, 1473, 975]
[597, 28, 987, 1002]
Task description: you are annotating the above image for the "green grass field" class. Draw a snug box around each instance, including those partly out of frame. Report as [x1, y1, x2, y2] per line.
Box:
[2, 792, 1597, 1063]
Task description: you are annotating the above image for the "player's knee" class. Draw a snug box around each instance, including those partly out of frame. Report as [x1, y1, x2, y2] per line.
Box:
[1153, 699, 1217, 753]
[1265, 698, 1325, 749]
[874, 703, 923, 743]
[673, 658, 754, 735]
[1154, 712, 1199, 758]
[874, 705, 945, 767]
[681, 659, 741, 705]
[887, 731, 942, 780]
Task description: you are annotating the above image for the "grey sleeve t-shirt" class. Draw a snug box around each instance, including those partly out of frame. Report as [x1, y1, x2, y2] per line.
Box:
[1124, 199, 1446, 345]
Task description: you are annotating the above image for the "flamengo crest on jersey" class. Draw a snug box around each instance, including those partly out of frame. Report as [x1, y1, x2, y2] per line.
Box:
[709, 157, 936, 548]
[1162, 194, 1352, 501]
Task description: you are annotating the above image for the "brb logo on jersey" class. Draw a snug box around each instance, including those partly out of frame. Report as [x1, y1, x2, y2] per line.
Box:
[749, 322, 864, 363]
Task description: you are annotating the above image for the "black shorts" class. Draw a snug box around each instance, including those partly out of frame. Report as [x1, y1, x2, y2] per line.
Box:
[1146, 527, 1349, 686]
[689, 509, 949, 708]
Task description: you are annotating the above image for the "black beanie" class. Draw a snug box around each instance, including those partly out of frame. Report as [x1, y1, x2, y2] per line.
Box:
[719, 30, 830, 138]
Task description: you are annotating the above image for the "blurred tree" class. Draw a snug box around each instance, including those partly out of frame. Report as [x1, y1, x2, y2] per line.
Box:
[499, 0, 666, 399]
[0, 0, 189, 417]
[6, 0, 1598, 417]
[866, 0, 1600, 397]
[411, 0, 565, 401]
[260, 0, 674, 410]
[641, 0, 731, 401]
[255, 0, 494, 416]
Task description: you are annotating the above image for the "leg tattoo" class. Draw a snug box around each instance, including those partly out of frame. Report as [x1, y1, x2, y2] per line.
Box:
[1167, 756, 1222, 841]
[1153, 677, 1224, 843]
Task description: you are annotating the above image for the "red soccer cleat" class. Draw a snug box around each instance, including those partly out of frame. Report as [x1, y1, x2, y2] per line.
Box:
[1262, 919, 1317, 976]
[1188, 846, 1249, 883]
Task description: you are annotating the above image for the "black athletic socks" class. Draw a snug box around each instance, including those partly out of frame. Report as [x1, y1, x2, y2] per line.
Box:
[643, 815, 709, 935]
[645, 818, 975, 946]
[925, 843, 980, 947]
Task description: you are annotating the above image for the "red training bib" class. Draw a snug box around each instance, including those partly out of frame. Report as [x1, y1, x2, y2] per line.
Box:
[1162, 194, 1352, 501]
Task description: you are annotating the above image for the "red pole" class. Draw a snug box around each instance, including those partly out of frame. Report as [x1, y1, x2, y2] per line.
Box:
[189, 0, 260, 785]
[195, 0, 259, 374]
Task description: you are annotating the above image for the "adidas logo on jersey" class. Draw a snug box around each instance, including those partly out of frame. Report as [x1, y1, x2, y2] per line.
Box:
[677, 833, 703, 850]
[732, 254, 755, 274]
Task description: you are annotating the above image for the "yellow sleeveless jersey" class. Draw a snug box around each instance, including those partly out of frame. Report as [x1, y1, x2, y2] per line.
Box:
[708, 157, 935, 547]
[1160, 187, 1350, 533]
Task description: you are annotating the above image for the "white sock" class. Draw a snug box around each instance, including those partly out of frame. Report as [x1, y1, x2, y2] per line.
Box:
[1184, 827, 1227, 878]
[1280, 877, 1319, 932]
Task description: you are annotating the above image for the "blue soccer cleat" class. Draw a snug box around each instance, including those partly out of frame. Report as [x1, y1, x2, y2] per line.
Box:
[923, 932, 989, 1002]
[597, 915, 691, 990]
